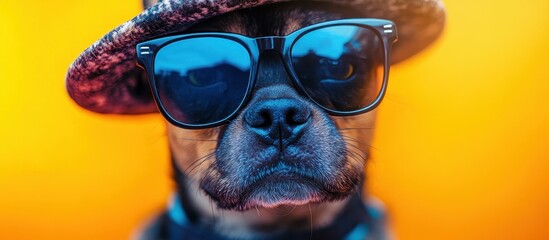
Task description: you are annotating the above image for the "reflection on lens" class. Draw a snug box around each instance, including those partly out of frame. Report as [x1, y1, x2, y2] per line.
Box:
[154, 37, 251, 125]
[291, 25, 384, 112]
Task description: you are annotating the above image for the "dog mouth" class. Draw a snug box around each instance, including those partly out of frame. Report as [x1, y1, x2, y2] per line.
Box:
[240, 164, 326, 209]
[201, 158, 359, 211]
[198, 130, 364, 211]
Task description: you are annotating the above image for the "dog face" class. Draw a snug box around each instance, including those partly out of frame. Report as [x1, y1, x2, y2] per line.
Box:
[167, 2, 376, 213]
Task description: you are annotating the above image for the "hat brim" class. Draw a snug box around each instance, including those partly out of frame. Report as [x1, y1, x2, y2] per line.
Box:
[66, 0, 445, 114]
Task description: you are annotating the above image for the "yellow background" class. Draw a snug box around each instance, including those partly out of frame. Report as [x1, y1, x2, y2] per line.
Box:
[1, 0, 548, 239]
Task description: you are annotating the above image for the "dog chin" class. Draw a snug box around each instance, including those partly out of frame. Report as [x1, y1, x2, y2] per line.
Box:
[224, 185, 352, 211]
[201, 167, 358, 211]
[243, 179, 333, 210]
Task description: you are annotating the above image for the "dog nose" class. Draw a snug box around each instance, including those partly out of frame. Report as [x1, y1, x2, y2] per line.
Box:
[244, 98, 311, 145]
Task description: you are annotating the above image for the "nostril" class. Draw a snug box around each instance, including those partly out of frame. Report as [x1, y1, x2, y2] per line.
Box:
[245, 109, 270, 128]
[258, 109, 272, 127]
[286, 108, 310, 126]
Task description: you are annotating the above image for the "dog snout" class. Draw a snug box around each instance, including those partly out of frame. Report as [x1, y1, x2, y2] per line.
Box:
[244, 98, 311, 146]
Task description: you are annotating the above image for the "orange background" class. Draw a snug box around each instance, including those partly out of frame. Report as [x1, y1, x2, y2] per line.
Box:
[1, 0, 548, 239]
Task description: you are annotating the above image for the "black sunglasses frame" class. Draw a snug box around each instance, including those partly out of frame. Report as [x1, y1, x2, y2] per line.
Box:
[136, 18, 398, 129]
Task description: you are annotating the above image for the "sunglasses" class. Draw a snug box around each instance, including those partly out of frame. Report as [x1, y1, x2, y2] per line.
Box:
[136, 18, 398, 129]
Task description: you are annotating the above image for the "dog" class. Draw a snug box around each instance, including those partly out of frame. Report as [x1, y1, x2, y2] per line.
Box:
[65, 0, 445, 239]
[139, 2, 387, 240]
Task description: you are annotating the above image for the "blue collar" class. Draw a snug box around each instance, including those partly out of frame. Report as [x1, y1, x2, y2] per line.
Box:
[161, 193, 386, 240]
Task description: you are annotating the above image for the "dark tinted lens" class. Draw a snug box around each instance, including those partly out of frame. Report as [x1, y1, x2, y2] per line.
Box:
[291, 25, 384, 112]
[154, 37, 251, 125]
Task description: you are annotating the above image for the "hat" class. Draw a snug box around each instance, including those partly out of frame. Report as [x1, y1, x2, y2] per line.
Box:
[66, 0, 446, 114]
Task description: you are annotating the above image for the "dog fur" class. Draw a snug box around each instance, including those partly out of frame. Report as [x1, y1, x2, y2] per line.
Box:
[149, 2, 382, 239]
